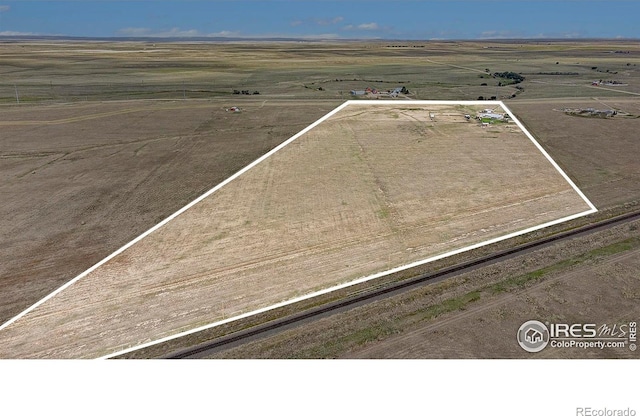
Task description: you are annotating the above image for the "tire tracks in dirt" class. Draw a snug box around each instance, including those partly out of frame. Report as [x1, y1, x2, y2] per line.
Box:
[348, 248, 640, 358]
[158, 211, 640, 359]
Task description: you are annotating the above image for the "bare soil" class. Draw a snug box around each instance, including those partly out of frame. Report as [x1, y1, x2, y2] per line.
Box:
[0, 102, 591, 358]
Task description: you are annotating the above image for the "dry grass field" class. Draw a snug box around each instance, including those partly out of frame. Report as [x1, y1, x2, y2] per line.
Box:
[1, 39, 638, 359]
[0, 99, 339, 325]
[207, 219, 640, 359]
[0, 102, 591, 358]
[202, 98, 640, 360]
[508, 98, 640, 209]
[346, 245, 640, 359]
[3, 40, 640, 104]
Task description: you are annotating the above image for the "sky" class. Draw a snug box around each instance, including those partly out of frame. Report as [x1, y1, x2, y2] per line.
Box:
[0, 1, 638, 40]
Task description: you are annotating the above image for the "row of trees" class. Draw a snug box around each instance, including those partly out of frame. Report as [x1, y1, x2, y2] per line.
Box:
[493, 71, 525, 83]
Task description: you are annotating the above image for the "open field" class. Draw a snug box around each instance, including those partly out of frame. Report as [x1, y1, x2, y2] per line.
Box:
[0, 99, 340, 325]
[2, 40, 640, 104]
[204, 96, 640, 359]
[0, 101, 591, 358]
[222, 96, 640, 360]
[1, 40, 639, 359]
[508, 98, 640, 209]
[346, 244, 640, 359]
[205, 218, 640, 359]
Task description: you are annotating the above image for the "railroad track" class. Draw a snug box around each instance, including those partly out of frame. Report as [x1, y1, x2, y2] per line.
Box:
[160, 209, 640, 359]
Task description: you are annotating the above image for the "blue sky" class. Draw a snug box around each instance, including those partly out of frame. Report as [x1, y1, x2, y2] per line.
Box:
[0, 1, 638, 40]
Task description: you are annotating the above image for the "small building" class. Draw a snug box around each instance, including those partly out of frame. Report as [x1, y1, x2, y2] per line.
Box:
[391, 86, 409, 94]
[350, 90, 366, 96]
[482, 112, 504, 120]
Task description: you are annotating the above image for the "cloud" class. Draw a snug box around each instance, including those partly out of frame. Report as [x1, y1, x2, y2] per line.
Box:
[357, 22, 379, 30]
[562, 32, 583, 39]
[0, 5, 10, 13]
[157, 28, 200, 37]
[481, 29, 589, 40]
[116, 27, 241, 38]
[208, 30, 240, 38]
[344, 22, 380, 31]
[290, 20, 303, 27]
[0, 31, 38, 36]
[116, 27, 199, 37]
[300, 33, 341, 40]
[219, 31, 339, 40]
[479, 30, 524, 39]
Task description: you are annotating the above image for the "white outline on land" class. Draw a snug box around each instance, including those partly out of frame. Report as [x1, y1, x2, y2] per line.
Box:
[0, 100, 597, 359]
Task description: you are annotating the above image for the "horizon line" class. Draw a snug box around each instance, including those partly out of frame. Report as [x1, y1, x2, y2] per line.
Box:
[1, 34, 639, 43]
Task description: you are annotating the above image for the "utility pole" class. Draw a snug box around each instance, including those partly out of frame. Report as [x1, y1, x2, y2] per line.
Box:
[14, 85, 20, 104]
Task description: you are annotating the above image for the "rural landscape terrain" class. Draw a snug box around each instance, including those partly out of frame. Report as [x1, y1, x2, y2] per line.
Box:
[1, 40, 639, 358]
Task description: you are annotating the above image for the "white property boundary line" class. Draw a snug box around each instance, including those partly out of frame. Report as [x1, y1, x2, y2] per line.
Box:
[498, 101, 596, 213]
[0, 100, 597, 359]
[0, 102, 350, 333]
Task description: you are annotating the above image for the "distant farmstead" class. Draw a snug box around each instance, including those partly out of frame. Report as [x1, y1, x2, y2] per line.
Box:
[351, 85, 409, 98]
[482, 113, 504, 120]
[477, 108, 507, 122]
[391, 86, 409, 94]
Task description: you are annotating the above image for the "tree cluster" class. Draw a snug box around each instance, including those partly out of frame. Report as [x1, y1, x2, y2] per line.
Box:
[493, 72, 525, 84]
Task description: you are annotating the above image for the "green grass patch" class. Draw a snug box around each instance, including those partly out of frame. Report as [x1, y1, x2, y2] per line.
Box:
[415, 290, 482, 321]
[377, 207, 390, 219]
[290, 290, 482, 358]
[587, 237, 639, 257]
[489, 236, 640, 294]
[490, 268, 549, 294]
[480, 117, 506, 124]
[290, 322, 398, 358]
[278, 236, 640, 358]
